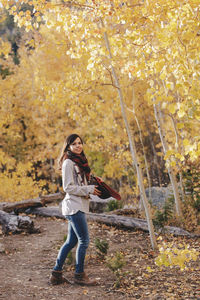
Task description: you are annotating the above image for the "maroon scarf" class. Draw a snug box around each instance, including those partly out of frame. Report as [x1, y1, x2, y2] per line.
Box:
[66, 150, 91, 181]
[65, 150, 121, 201]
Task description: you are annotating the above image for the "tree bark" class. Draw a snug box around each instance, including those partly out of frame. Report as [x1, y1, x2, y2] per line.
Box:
[170, 113, 185, 202]
[131, 88, 152, 203]
[102, 20, 157, 249]
[153, 103, 182, 216]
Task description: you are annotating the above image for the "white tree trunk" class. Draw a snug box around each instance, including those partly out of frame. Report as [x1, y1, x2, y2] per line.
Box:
[153, 103, 182, 216]
[102, 25, 157, 249]
[131, 88, 152, 203]
[170, 114, 185, 202]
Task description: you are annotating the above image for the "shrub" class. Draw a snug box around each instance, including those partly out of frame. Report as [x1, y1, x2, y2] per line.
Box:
[153, 196, 174, 228]
[106, 252, 126, 288]
[94, 238, 109, 259]
[106, 199, 123, 212]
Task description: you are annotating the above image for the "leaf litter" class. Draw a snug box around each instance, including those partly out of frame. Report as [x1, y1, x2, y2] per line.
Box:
[0, 216, 199, 300]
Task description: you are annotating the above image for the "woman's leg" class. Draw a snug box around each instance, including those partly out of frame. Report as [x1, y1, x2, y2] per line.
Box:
[70, 211, 97, 286]
[53, 219, 78, 271]
[68, 211, 89, 274]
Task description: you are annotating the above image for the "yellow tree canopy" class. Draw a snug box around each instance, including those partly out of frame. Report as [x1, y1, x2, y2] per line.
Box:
[0, 1, 199, 201]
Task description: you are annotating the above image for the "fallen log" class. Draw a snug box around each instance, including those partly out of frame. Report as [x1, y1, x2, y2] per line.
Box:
[40, 192, 65, 205]
[25, 206, 65, 219]
[0, 192, 65, 213]
[0, 210, 40, 235]
[26, 206, 196, 237]
[0, 194, 112, 214]
[87, 213, 198, 237]
[87, 212, 149, 231]
[0, 198, 42, 213]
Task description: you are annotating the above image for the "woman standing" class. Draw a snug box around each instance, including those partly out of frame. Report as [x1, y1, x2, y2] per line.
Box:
[50, 134, 101, 286]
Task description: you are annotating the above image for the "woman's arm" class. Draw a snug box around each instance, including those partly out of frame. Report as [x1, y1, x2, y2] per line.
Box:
[62, 159, 95, 197]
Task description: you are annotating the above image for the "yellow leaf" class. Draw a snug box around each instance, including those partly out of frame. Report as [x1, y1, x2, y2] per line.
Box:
[183, 139, 190, 146]
[159, 72, 166, 80]
[37, 16, 42, 22]
[177, 109, 186, 118]
[165, 150, 174, 157]
[170, 161, 176, 167]
[168, 103, 177, 114]
[177, 123, 184, 129]
[147, 266, 153, 273]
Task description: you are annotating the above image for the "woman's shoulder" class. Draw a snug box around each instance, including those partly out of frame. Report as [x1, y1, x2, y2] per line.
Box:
[62, 158, 74, 168]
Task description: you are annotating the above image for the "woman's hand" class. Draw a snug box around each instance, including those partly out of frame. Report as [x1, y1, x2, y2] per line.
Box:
[93, 186, 101, 196]
[96, 176, 103, 182]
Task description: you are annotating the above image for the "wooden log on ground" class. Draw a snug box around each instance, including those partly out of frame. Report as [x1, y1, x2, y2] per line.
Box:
[87, 212, 149, 231]
[40, 192, 65, 205]
[0, 193, 112, 214]
[0, 198, 42, 213]
[0, 210, 40, 235]
[0, 192, 65, 213]
[25, 206, 196, 237]
[26, 206, 65, 219]
[87, 213, 197, 237]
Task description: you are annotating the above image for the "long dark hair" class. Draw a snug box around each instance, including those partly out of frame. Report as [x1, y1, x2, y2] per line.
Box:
[58, 134, 83, 169]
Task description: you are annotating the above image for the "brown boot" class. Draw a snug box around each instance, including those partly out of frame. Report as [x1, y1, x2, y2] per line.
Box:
[50, 270, 70, 285]
[74, 272, 97, 286]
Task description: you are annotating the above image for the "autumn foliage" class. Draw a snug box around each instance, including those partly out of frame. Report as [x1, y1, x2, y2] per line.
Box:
[0, 1, 199, 221]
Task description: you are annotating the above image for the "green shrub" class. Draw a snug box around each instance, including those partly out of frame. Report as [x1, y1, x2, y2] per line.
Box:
[94, 238, 109, 259]
[106, 252, 126, 288]
[153, 196, 174, 228]
[106, 199, 123, 212]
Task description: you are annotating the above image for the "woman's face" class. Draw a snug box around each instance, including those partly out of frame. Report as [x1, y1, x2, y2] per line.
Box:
[69, 137, 83, 155]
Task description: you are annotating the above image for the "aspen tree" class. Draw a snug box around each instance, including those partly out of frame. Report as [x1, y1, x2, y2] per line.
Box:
[102, 20, 157, 249]
[153, 102, 182, 217]
[131, 87, 152, 203]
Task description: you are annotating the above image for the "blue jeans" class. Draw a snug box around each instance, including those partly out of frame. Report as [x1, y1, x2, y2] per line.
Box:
[53, 210, 89, 273]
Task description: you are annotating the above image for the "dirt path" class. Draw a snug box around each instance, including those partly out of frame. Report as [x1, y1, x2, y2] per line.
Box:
[0, 216, 199, 300]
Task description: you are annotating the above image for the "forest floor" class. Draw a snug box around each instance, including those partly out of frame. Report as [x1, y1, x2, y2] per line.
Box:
[0, 215, 199, 300]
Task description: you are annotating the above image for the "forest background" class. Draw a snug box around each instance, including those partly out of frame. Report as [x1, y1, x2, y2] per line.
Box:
[0, 0, 199, 236]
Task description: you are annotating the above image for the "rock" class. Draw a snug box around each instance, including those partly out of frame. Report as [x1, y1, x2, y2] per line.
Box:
[160, 226, 192, 236]
[145, 186, 174, 208]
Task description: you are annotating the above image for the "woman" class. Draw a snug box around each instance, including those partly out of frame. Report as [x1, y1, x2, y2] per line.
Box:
[50, 134, 101, 286]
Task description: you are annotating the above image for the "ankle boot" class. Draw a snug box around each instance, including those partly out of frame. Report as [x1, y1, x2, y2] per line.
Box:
[50, 270, 70, 285]
[74, 272, 97, 286]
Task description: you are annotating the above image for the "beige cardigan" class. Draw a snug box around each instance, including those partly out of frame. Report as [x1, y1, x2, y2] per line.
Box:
[61, 159, 95, 215]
